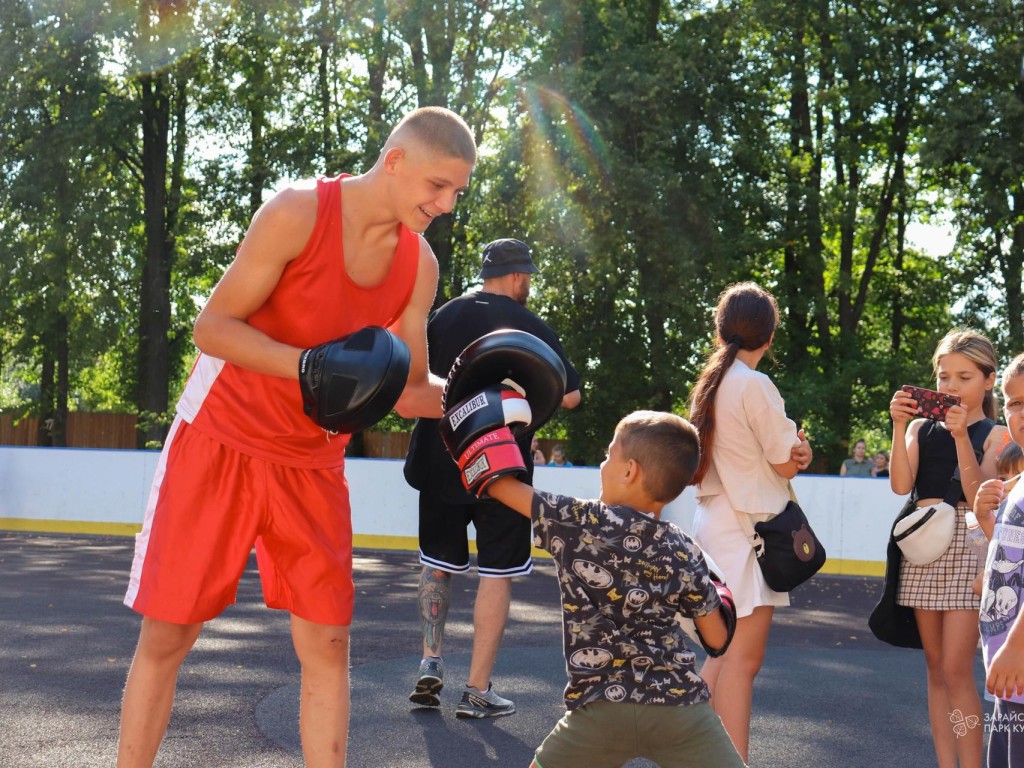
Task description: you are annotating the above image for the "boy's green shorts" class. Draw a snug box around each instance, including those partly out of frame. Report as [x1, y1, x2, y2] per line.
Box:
[534, 700, 745, 768]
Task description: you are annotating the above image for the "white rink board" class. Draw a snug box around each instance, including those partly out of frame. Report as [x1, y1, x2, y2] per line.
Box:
[0, 446, 905, 573]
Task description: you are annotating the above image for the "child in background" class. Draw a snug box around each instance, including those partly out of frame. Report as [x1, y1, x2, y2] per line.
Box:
[546, 443, 573, 467]
[996, 441, 1024, 482]
[872, 451, 890, 478]
[969, 442, 1023, 595]
[531, 436, 547, 465]
[972, 353, 1024, 767]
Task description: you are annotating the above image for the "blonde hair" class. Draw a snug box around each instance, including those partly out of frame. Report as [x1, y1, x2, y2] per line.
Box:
[615, 411, 700, 502]
[386, 107, 476, 164]
[932, 329, 998, 419]
[1000, 353, 1024, 464]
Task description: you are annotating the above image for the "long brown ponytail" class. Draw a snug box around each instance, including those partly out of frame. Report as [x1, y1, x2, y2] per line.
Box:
[689, 282, 780, 485]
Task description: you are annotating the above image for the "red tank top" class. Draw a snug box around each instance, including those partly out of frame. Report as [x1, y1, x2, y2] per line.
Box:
[178, 175, 419, 468]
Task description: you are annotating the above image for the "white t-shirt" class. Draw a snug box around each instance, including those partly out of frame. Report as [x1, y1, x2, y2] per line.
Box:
[696, 359, 798, 516]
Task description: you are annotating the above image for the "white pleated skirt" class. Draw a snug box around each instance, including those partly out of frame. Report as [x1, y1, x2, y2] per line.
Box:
[692, 493, 790, 618]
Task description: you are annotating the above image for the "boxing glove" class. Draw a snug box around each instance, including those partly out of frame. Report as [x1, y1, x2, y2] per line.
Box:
[444, 330, 567, 435]
[440, 386, 532, 496]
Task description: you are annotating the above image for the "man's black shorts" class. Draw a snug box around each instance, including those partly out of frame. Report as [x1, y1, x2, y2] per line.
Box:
[417, 494, 533, 577]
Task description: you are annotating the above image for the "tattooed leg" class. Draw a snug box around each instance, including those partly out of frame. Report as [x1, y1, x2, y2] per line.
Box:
[410, 568, 450, 707]
[418, 567, 452, 658]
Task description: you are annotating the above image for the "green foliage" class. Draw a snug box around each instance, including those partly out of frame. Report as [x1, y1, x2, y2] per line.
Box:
[0, 0, 141, 427]
[488, 0, 776, 464]
[0, 0, 1015, 466]
[136, 408, 176, 450]
[920, 0, 1024, 357]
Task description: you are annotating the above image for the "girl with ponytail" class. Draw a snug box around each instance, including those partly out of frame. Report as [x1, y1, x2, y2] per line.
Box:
[688, 282, 812, 761]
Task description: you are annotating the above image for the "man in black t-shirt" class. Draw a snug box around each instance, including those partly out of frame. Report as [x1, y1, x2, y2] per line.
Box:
[404, 238, 581, 718]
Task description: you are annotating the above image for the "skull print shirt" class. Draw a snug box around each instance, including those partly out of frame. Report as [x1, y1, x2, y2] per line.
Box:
[980, 478, 1024, 704]
[532, 491, 721, 710]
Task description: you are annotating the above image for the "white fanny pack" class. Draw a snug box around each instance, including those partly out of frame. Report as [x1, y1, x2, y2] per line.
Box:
[893, 501, 956, 566]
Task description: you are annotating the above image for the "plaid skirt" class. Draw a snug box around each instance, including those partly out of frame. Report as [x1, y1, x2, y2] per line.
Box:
[897, 503, 981, 611]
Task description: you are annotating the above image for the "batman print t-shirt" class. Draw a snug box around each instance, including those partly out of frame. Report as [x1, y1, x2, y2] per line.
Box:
[532, 491, 720, 710]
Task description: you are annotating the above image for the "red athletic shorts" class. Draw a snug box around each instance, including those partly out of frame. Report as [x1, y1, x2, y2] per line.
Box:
[125, 417, 354, 626]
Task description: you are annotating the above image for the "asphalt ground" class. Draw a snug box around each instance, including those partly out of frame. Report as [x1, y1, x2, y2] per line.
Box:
[0, 531, 990, 767]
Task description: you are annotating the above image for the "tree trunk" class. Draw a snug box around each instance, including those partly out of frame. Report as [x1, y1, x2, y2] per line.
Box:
[890, 158, 907, 386]
[137, 68, 172, 448]
[1002, 191, 1024, 352]
[54, 312, 69, 448]
[247, 8, 270, 216]
[430, 214, 456, 306]
[784, 33, 810, 348]
[132, 0, 193, 449]
[318, 0, 334, 170]
[49, 125, 72, 448]
[363, 0, 390, 169]
[37, 355, 55, 447]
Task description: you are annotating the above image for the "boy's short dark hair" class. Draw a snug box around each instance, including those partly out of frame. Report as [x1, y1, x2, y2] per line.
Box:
[615, 411, 700, 502]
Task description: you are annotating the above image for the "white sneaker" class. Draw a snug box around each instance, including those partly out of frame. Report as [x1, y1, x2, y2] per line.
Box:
[455, 684, 516, 718]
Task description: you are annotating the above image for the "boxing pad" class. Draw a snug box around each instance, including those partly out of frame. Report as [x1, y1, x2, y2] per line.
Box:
[444, 330, 567, 436]
[701, 578, 737, 658]
[298, 326, 411, 434]
[675, 549, 737, 658]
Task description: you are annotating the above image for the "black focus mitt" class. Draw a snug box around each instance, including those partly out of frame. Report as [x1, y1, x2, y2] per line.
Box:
[298, 326, 410, 434]
[444, 329, 567, 436]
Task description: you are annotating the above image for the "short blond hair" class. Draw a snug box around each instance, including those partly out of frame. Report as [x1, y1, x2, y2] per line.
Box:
[386, 107, 476, 164]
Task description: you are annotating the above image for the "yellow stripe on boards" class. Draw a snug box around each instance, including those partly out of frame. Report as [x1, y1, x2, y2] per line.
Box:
[0, 518, 142, 537]
[0, 518, 887, 577]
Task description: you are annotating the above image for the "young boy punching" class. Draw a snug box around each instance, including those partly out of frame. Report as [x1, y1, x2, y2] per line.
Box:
[444, 406, 745, 768]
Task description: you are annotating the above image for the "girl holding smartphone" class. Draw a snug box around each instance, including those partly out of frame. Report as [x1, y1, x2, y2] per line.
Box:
[889, 329, 1007, 768]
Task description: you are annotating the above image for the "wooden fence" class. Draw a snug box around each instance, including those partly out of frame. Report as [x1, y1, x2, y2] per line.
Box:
[0, 412, 569, 463]
[361, 429, 413, 460]
[0, 412, 138, 449]
[0, 411, 413, 458]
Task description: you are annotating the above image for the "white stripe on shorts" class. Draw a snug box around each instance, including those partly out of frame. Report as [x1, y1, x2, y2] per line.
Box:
[418, 550, 471, 574]
[123, 415, 183, 610]
[478, 559, 534, 578]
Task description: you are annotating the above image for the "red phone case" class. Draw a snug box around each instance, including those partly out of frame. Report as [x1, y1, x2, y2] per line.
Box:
[900, 385, 961, 421]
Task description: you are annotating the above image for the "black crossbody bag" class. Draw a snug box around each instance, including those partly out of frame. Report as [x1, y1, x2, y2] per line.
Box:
[736, 482, 827, 593]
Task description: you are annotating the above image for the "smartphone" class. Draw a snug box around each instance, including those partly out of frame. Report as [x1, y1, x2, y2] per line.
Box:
[900, 385, 961, 421]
